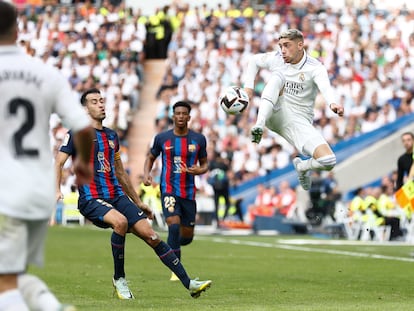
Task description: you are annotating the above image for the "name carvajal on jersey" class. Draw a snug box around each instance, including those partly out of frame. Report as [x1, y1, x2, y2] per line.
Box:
[0, 70, 43, 88]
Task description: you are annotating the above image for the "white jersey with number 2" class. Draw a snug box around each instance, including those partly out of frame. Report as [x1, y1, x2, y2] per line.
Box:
[0, 45, 90, 220]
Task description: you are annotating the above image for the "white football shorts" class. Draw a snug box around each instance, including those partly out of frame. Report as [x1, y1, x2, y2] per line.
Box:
[0, 214, 48, 273]
[265, 103, 327, 157]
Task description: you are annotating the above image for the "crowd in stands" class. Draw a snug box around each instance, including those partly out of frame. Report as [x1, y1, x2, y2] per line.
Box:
[154, 0, 414, 184]
[151, 0, 414, 233]
[18, 0, 414, 236]
[16, 0, 148, 194]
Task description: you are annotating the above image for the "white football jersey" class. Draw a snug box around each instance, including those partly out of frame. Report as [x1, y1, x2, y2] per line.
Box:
[0, 45, 90, 220]
[282, 52, 336, 122]
[244, 51, 336, 123]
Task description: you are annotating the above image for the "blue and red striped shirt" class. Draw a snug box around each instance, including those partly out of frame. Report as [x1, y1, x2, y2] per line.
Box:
[150, 129, 207, 200]
[60, 127, 124, 202]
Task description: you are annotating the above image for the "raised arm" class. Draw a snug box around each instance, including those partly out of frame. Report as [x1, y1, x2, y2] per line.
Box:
[313, 65, 344, 117]
[243, 51, 284, 100]
[55, 150, 71, 202]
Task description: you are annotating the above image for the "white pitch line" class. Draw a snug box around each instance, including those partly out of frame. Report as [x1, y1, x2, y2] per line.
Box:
[201, 237, 414, 263]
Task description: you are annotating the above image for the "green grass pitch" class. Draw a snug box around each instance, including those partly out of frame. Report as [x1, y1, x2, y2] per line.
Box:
[29, 226, 414, 311]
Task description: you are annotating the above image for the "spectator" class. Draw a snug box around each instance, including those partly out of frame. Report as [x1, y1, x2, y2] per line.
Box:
[396, 132, 414, 190]
[208, 152, 231, 227]
[273, 180, 296, 217]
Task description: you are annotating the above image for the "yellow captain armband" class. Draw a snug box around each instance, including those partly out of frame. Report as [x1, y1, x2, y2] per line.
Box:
[114, 151, 121, 161]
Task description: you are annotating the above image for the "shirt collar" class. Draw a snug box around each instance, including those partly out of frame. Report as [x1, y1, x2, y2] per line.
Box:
[290, 51, 307, 70]
[0, 44, 21, 55]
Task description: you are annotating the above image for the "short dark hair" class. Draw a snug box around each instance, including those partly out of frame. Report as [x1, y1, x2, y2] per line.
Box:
[0, 1, 17, 38]
[80, 88, 101, 106]
[172, 101, 191, 113]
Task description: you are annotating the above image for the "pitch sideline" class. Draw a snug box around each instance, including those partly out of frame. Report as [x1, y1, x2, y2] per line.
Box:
[198, 237, 414, 263]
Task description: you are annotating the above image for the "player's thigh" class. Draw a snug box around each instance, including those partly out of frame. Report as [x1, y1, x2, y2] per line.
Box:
[79, 199, 113, 228]
[0, 214, 28, 274]
[27, 220, 49, 267]
[161, 193, 182, 220]
[113, 195, 147, 228]
[283, 118, 326, 157]
[178, 198, 197, 227]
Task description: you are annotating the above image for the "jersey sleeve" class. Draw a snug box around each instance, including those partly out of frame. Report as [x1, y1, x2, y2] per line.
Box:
[149, 134, 161, 158]
[59, 130, 76, 156]
[312, 64, 337, 105]
[198, 134, 207, 159]
[113, 130, 121, 160]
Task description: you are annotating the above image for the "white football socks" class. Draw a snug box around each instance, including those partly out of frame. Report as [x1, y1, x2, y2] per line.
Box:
[18, 274, 61, 311]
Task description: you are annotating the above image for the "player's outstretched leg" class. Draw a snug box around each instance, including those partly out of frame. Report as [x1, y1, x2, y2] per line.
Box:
[153, 241, 212, 298]
[293, 157, 312, 190]
[250, 126, 263, 144]
[112, 277, 134, 300]
[189, 278, 213, 298]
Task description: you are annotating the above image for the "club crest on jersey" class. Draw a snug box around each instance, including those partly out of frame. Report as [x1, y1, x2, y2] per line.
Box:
[188, 144, 196, 152]
[299, 73, 305, 82]
[108, 140, 115, 149]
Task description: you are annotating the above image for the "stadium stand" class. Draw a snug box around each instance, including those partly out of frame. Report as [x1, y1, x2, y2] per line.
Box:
[23, 0, 412, 239]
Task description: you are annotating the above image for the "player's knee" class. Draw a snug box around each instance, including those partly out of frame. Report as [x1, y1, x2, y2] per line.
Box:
[180, 236, 193, 246]
[316, 154, 336, 170]
[113, 215, 128, 235]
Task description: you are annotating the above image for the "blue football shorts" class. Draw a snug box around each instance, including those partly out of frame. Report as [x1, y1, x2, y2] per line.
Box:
[161, 193, 196, 227]
[79, 195, 146, 229]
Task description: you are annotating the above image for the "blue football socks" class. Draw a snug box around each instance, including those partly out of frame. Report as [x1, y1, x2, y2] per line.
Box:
[111, 232, 126, 279]
[168, 223, 181, 259]
[154, 241, 190, 288]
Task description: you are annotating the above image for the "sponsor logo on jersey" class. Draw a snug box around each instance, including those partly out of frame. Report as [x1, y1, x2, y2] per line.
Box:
[284, 80, 305, 95]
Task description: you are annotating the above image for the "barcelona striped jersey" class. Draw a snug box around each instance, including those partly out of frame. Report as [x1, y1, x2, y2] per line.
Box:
[60, 127, 124, 203]
[150, 129, 207, 200]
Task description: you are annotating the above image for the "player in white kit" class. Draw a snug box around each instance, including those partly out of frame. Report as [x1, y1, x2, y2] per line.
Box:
[244, 29, 344, 190]
[0, 2, 94, 310]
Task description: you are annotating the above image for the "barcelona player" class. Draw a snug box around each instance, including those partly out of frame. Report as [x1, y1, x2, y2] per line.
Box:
[143, 101, 209, 281]
[55, 89, 211, 299]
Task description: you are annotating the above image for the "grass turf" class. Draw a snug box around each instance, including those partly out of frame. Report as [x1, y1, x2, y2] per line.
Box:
[29, 226, 414, 311]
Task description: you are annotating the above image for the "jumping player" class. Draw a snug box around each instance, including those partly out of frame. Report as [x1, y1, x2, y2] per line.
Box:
[244, 29, 344, 190]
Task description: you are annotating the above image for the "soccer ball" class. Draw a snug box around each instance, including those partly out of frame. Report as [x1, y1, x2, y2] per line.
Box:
[219, 86, 249, 115]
